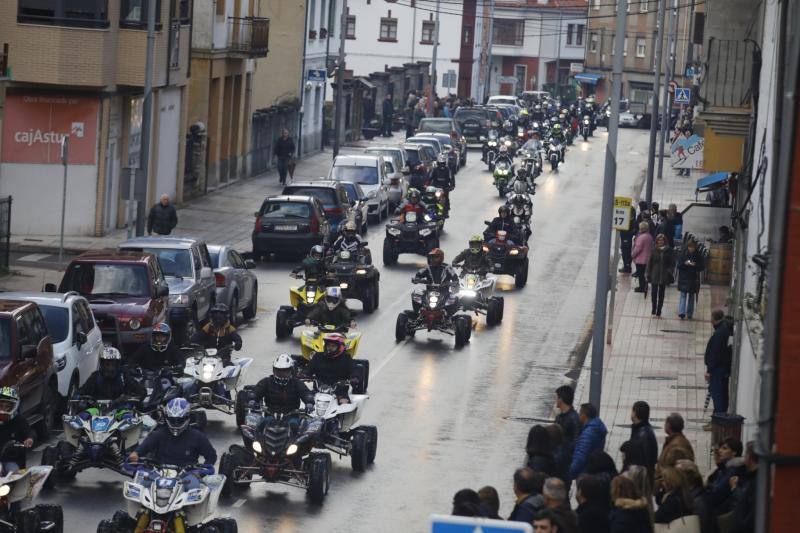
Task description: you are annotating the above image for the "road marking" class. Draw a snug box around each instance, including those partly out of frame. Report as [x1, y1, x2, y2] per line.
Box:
[18, 253, 49, 262]
[233, 498, 247, 508]
[369, 337, 409, 380]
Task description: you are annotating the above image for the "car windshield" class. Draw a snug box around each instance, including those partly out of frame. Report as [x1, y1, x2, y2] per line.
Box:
[331, 165, 379, 185]
[262, 201, 311, 219]
[0, 319, 10, 360]
[405, 150, 421, 165]
[454, 109, 486, 121]
[62, 263, 150, 298]
[411, 139, 441, 153]
[418, 120, 452, 134]
[39, 305, 69, 344]
[368, 150, 401, 169]
[282, 187, 337, 205]
[140, 248, 193, 278]
[421, 146, 437, 160]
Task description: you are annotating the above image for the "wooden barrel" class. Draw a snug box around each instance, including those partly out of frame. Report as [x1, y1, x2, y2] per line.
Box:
[706, 243, 733, 285]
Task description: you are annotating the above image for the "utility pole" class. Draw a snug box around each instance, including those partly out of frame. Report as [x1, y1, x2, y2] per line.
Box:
[135, 0, 157, 236]
[484, 0, 495, 101]
[332, 0, 348, 159]
[58, 136, 69, 266]
[644, 0, 666, 204]
[656, 0, 677, 181]
[428, 0, 441, 116]
[588, 0, 627, 411]
[555, 10, 563, 99]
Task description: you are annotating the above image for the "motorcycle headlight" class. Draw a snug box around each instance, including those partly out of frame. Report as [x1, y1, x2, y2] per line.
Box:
[286, 444, 298, 456]
[458, 290, 476, 298]
[424, 214, 432, 222]
[419, 228, 432, 236]
[202, 363, 215, 381]
[170, 294, 189, 305]
[388, 227, 401, 236]
[584, 118, 590, 124]
[504, 140, 512, 147]
[0, 485, 10, 497]
[429, 295, 439, 305]
[488, 141, 497, 146]
[128, 318, 141, 330]
[356, 269, 367, 275]
[339, 282, 349, 290]
[510, 249, 520, 256]
[252, 440, 263, 454]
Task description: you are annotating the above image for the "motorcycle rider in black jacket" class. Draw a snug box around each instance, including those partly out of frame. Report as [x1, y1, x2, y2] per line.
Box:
[485, 206, 523, 244]
[129, 322, 185, 372]
[452, 235, 492, 276]
[251, 354, 315, 434]
[302, 333, 355, 403]
[411, 248, 460, 316]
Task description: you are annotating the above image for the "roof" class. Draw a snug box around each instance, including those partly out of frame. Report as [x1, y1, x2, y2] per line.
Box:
[419, 117, 454, 122]
[283, 180, 340, 189]
[263, 194, 319, 203]
[73, 250, 155, 263]
[575, 73, 604, 85]
[0, 292, 84, 307]
[0, 300, 36, 313]
[696, 172, 729, 192]
[415, 132, 451, 140]
[119, 236, 204, 249]
[333, 155, 382, 167]
[366, 146, 405, 153]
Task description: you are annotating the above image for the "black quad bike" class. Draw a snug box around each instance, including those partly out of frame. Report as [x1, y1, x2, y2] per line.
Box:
[383, 210, 439, 265]
[483, 229, 530, 288]
[328, 249, 380, 314]
[395, 281, 473, 348]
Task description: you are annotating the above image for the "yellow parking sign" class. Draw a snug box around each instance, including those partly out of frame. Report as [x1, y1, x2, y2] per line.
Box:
[613, 196, 633, 230]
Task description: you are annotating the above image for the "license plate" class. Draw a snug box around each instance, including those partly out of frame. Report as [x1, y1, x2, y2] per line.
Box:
[275, 225, 297, 231]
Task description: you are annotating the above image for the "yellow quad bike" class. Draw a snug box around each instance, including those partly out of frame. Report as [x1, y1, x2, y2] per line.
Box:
[275, 273, 328, 339]
[293, 323, 370, 394]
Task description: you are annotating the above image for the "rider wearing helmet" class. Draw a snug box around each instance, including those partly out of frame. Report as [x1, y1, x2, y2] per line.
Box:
[79, 346, 146, 402]
[412, 248, 459, 286]
[486, 205, 522, 244]
[532, 104, 544, 121]
[550, 123, 566, 161]
[251, 354, 315, 432]
[332, 221, 363, 255]
[304, 287, 356, 330]
[303, 333, 355, 403]
[0, 386, 35, 473]
[190, 303, 243, 362]
[129, 322, 185, 372]
[431, 154, 454, 191]
[394, 188, 427, 216]
[128, 397, 217, 488]
[452, 235, 492, 275]
[502, 120, 515, 137]
[294, 244, 330, 280]
[423, 185, 438, 207]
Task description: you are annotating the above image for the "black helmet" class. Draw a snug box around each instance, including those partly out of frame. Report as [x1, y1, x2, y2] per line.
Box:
[209, 303, 229, 328]
[407, 188, 421, 204]
[498, 205, 510, 218]
[309, 245, 324, 261]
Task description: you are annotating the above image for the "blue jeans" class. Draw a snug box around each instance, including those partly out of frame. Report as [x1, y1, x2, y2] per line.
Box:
[678, 291, 695, 318]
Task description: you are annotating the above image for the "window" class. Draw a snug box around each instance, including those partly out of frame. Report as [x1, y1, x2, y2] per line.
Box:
[178, 0, 190, 22]
[590, 33, 599, 53]
[328, 0, 337, 37]
[379, 17, 397, 41]
[346, 15, 356, 39]
[576, 24, 584, 46]
[18, 0, 109, 28]
[567, 24, 574, 45]
[120, 0, 162, 28]
[492, 19, 524, 46]
[309, 0, 316, 31]
[640, 0, 649, 12]
[636, 38, 646, 58]
[421, 20, 435, 44]
[592, 0, 600, 9]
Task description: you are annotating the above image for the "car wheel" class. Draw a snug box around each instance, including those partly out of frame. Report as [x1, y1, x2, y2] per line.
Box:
[243, 283, 257, 321]
[229, 294, 239, 327]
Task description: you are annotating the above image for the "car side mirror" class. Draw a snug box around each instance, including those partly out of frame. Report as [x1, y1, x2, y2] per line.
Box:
[200, 267, 213, 279]
[244, 259, 256, 269]
[75, 331, 88, 347]
[21, 345, 37, 360]
[44, 283, 58, 293]
[157, 285, 170, 297]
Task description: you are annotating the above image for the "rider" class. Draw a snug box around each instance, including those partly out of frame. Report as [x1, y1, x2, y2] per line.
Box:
[128, 397, 217, 489]
[293, 245, 330, 281]
[431, 154, 453, 191]
[495, 144, 514, 169]
[303, 333, 355, 404]
[0, 386, 35, 473]
[452, 235, 492, 276]
[304, 287, 356, 330]
[549, 123, 567, 162]
[422, 186, 443, 219]
[77, 346, 145, 423]
[485, 205, 523, 244]
[331, 221, 364, 255]
[128, 322, 185, 372]
[413, 248, 459, 286]
[394, 188, 427, 217]
[250, 354, 315, 432]
[501, 119, 516, 138]
[190, 303, 243, 364]
[531, 103, 545, 121]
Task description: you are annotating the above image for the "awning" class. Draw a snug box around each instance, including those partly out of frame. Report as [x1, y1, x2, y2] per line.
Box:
[574, 73, 603, 85]
[696, 172, 729, 192]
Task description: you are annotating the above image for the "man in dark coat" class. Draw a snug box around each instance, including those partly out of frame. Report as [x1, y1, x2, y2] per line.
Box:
[554, 385, 581, 482]
[618, 205, 637, 273]
[147, 194, 178, 235]
[705, 309, 732, 416]
[381, 94, 394, 137]
[629, 400, 659, 484]
[508, 467, 546, 523]
[273, 129, 296, 185]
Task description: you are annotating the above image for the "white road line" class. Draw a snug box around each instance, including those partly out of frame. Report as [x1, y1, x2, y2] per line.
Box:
[18, 253, 49, 262]
[233, 498, 247, 508]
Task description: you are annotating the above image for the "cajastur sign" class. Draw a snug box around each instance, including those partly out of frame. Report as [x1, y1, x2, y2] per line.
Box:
[1, 94, 99, 165]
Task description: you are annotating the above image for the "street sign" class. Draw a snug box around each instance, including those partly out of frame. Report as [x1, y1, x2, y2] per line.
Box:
[443, 70, 457, 89]
[613, 196, 633, 231]
[307, 69, 327, 82]
[430, 515, 533, 533]
[674, 87, 691, 104]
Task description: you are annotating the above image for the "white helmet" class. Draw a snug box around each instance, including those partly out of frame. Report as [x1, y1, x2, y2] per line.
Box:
[164, 397, 191, 436]
[272, 353, 294, 385]
[100, 346, 123, 379]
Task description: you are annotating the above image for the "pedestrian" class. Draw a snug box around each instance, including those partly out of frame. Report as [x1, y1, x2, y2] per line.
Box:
[620, 440, 648, 474]
[654, 467, 693, 524]
[546, 424, 565, 481]
[527, 425, 557, 477]
[568, 403, 608, 482]
[382, 94, 394, 137]
[404, 104, 416, 139]
[631, 222, 654, 293]
[533, 510, 561, 533]
[625, 465, 655, 524]
[273, 128, 295, 185]
[543, 478, 579, 533]
[676, 239, 704, 320]
[452, 488, 483, 517]
[477, 485, 501, 519]
[362, 94, 375, 128]
[727, 442, 758, 533]
[704, 309, 732, 417]
[629, 401, 659, 482]
[656, 210, 675, 248]
[675, 460, 714, 533]
[705, 437, 745, 513]
[147, 193, 178, 236]
[584, 451, 618, 507]
[414, 103, 426, 130]
[554, 385, 581, 481]
[667, 203, 683, 241]
[509, 467, 547, 523]
[575, 475, 611, 533]
[650, 202, 661, 228]
[645, 233, 675, 317]
[658, 413, 695, 470]
[609, 475, 653, 533]
[618, 204, 637, 274]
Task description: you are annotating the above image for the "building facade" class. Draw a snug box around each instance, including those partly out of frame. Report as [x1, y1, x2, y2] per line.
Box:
[0, 0, 192, 237]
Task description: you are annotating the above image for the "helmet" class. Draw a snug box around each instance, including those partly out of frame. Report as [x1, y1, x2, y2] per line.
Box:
[513, 180, 527, 195]
[520, 108, 529, 116]
[552, 123, 562, 133]
[499, 145, 508, 154]
[511, 194, 527, 207]
[534, 104, 542, 111]
[0, 386, 20, 425]
[469, 235, 483, 254]
[322, 333, 346, 358]
[436, 153, 448, 165]
[272, 353, 294, 386]
[151, 322, 171, 352]
[407, 188, 421, 204]
[499, 205, 510, 218]
[343, 221, 357, 238]
[209, 303, 229, 328]
[427, 247, 444, 267]
[100, 346, 122, 380]
[425, 186, 437, 196]
[310, 245, 325, 261]
[503, 120, 513, 130]
[164, 397, 191, 436]
[324, 286, 343, 311]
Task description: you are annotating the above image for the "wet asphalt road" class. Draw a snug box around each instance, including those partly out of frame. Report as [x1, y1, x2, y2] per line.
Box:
[35, 129, 651, 532]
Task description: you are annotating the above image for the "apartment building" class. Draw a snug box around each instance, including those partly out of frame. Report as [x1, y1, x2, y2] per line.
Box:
[0, 0, 191, 237]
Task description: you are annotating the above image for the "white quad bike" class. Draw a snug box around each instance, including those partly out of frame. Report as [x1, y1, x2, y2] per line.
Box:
[97, 461, 236, 533]
[456, 271, 504, 327]
[0, 461, 63, 532]
[179, 347, 254, 430]
[305, 381, 378, 472]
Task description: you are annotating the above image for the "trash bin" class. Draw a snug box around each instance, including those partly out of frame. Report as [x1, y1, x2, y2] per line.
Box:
[711, 413, 744, 448]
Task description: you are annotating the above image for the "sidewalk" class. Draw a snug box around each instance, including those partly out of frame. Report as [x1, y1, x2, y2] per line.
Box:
[576, 165, 729, 476]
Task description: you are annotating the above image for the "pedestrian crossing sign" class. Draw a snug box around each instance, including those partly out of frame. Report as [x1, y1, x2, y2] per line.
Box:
[430, 515, 533, 533]
[675, 87, 691, 105]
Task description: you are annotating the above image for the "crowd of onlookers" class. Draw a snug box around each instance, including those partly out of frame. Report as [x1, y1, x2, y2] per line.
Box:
[450, 386, 757, 533]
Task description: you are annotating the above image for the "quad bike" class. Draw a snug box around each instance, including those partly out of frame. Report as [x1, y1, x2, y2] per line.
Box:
[290, 323, 369, 395]
[0, 458, 63, 533]
[275, 273, 328, 339]
[97, 460, 235, 533]
[328, 249, 380, 314]
[483, 229, 530, 288]
[456, 270, 505, 327]
[382, 210, 439, 266]
[395, 281, 473, 348]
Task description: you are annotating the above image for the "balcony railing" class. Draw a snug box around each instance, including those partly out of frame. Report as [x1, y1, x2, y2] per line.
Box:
[701, 38, 760, 109]
[228, 16, 269, 58]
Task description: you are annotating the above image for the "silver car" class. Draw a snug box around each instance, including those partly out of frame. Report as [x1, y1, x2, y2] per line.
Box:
[207, 245, 259, 326]
[329, 155, 391, 222]
[365, 146, 409, 208]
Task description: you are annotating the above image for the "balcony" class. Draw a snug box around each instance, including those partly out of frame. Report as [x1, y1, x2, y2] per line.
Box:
[227, 16, 269, 58]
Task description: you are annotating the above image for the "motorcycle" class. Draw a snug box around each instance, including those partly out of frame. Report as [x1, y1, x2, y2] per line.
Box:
[0, 458, 63, 533]
[482, 131, 499, 170]
[424, 203, 447, 234]
[395, 281, 472, 348]
[546, 140, 562, 171]
[456, 270, 504, 327]
[382, 210, 439, 266]
[582, 115, 592, 141]
[98, 460, 234, 533]
[483, 228, 530, 288]
[275, 272, 329, 339]
[493, 159, 513, 197]
[328, 249, 380, 314]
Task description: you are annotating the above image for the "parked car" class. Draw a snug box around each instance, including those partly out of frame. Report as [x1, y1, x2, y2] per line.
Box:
[487, 95, 523, 107]
[453, 107, 494, 143]
[329, 155, 391, 222]
[0, 299, 58, 433]
[618, 111, 640, 128]
[49, 251, 170, 356]
[281, 180, 353, 233]
[207, 245, 259, 326]
[414, 132, 467, 170]
[338, 181, 370, 235]
[401, 143, 435, 190]
[118, 237, 217, 344]
[0, 292, 101, 406]
[252, 194, 331, 260]
[365, 146, 409, 209]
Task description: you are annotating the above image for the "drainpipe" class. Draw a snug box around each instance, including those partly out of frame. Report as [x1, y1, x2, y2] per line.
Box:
[321, 1, 332, 152]
[298, 0, 310, 156]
